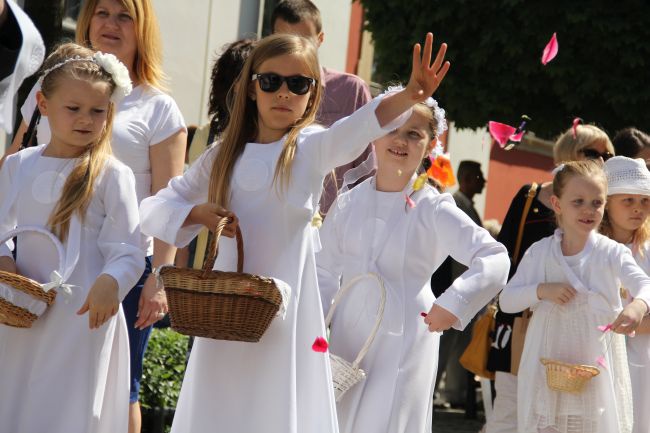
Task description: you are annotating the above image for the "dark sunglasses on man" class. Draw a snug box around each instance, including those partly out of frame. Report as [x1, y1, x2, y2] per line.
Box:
[580, 148, 613, 161]
[251, 73, 316, 95]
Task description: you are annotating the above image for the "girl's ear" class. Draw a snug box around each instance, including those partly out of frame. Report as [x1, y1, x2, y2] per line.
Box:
[550, 194, 562, 215]
[35, 91, 48, 117]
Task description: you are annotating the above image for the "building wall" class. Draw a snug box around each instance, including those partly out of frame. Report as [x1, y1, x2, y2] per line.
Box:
[153, 0, 352, 127]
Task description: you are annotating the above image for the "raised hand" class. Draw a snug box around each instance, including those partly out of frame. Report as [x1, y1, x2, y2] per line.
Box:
[405, 32, 450, 103]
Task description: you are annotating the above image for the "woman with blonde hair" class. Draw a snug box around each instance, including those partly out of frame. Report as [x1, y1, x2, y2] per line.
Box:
[6, 1, 187, 432]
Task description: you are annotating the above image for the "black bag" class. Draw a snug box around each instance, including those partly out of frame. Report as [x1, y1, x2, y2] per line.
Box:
[19, 108, 40, 150]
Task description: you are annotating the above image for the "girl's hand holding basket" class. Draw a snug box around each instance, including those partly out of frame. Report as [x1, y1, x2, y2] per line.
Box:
[188, 203, 239, 238]
[0, 256, 17, 274]
[77, 274, 119, 329]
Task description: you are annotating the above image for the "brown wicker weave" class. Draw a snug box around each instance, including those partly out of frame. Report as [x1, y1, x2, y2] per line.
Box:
[540, 358, 600, 394]
[160, 217, 283, 342]
[0, 271, 57, 328]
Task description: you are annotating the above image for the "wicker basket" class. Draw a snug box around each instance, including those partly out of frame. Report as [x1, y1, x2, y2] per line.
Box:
[0, 226, 64, 328]
[325, 273, 386, 402]
[540, 358, 600, 393]
[160, 217, 283, 342]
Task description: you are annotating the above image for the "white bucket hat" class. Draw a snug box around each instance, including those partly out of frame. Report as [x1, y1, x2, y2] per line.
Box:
[604, 156, 650, 196]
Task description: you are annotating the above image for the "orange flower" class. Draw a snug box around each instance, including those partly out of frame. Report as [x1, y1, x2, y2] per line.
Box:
[427, 154, 456, 187]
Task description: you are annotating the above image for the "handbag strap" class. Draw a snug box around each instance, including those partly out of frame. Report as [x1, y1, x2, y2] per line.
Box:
[512, 182, 539, 266]
[325, 272, 386, 368]
[19, 107, 41, 150]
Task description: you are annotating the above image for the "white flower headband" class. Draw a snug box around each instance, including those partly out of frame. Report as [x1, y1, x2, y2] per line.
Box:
[38, 52, 133, 103]
[383, 84, 448, 138]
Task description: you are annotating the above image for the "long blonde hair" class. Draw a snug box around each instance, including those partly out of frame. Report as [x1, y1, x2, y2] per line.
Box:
[76, 0, 166, 89]
[553, 124, 614, 164]
[600, 205, 650, 257]
[39, 43, 115, 241]
[207, 34, 322, 208]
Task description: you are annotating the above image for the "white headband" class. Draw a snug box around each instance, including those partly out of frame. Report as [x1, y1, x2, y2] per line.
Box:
[383, 84, 448, 138]
[38, 52, 132, 103]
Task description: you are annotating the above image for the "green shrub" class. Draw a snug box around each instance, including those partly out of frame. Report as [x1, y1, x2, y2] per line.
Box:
[140, 328, 189, 410]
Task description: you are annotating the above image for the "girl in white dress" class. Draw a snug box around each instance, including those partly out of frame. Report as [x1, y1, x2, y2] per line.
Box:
[315, 93, 510, 433]
[0, 43, 144, 433]
[139, 32, 450, 433]
[500, 160, 650, 433]
[601, 156, 650, 433]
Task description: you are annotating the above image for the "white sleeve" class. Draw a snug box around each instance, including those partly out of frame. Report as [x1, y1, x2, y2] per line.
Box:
[97, 163, 146, 301]
[431, 198, 510, 329]
[301, 91, 413, 176]
[316, 199, 345, 317]
[139, 146, 213, 247]
[617, 246, 650, 309]
[0, 153, 19, 257]
[148, 94, 187, 146]
[499, 244, 544, 313]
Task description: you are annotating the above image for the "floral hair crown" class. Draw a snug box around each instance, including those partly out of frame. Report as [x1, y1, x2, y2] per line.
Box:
[383, 84, 448, 138]
[38, 52, 133, 103]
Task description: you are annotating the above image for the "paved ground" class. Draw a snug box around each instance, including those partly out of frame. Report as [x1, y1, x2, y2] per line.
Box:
[432, 408, 485, 433]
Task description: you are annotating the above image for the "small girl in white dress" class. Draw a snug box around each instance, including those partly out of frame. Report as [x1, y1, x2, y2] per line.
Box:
[601, 156, 650, 433]
[139, 32, 450, 433]
[316, 91, 509, 433]
[500, 160, 650, 433]
[0, 43, 144, 433]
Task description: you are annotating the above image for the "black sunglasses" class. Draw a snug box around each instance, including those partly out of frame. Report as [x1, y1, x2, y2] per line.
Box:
[251, 73, 316, 95]
[580, 148, 613, 161]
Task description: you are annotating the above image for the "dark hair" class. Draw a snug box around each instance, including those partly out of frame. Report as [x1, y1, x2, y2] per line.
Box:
[612, 127, 650, 158]
[207, 39, 257, 139]
[271, 0, 322, 33]
[457, 160, 482, 180]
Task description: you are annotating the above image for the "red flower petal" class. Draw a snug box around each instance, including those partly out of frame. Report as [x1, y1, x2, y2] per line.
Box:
[510, 130, 525, 142]
[420, 312, 427, 317]
[312, 336, 329, 353]
[541, 32, 559, 65]
[488, 121, 517, 147]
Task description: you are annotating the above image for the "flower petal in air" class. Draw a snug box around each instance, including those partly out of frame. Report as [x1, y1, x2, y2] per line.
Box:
[596, 355, 607, 369]
[420, 312, 428, 317]
[488, 121, 516, 147]
[405, 194, 416, 209]
[541, 32, 559, 65]
[312, 336, 329, 353]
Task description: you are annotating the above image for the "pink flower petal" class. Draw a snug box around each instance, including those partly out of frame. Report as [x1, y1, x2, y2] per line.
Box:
[597, 324, 613, 332]
[510, 130, 525, 142]
[572, 117, 582, 139]
[488, 121, 517, 147]
[541, 32, 559, 65]
[596, 355, 607, 368]
[405, 194, 416, 208]
[311, 336, 329, 353]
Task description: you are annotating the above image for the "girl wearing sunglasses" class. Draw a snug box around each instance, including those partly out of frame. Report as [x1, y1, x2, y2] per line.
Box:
[140, 32, 450, 433]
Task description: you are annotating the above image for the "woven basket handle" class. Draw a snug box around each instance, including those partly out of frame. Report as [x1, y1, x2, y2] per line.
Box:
[201, 217, 244, 277]
[325, 272, 386, 368]
[0, 225, 66, 277]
